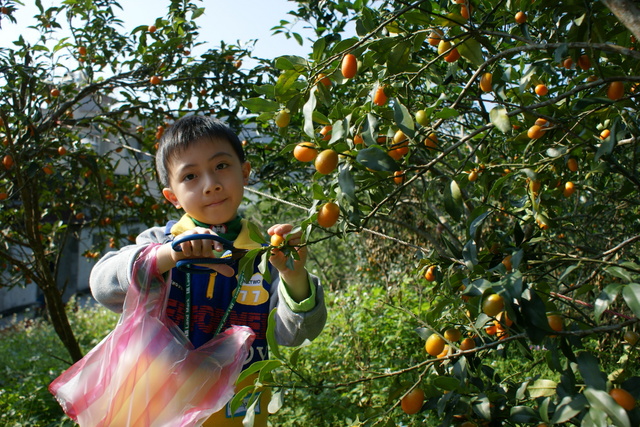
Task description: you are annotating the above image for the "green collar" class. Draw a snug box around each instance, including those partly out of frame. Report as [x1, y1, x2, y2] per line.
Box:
[189, 215, 243, 240]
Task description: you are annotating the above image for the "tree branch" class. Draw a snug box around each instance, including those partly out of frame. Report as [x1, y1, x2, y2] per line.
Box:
[601, 0, 640, 42]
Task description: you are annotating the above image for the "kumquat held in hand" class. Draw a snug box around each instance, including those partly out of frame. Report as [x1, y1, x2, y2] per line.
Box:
[270, 233, 285, 247]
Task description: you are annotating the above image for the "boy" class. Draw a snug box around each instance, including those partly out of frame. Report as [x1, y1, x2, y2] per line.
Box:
[90, 115, 327, 426]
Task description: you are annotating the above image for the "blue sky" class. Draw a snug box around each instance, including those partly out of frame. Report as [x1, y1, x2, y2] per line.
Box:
[4, 0, 313, 60]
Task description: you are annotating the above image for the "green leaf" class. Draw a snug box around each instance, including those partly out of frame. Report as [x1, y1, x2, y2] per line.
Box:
[259, 251, 271, 284]
[266, 308, 282, 360]
[338, 165, 356, 202]
[472, 394, 491, 420]
[553, 43, 569, 64]
[435, 107, 459, 120]
[285, 254, 295, 271]
[268, 389, 284, 414]
[238, 248, 261, 285]
[362, 113, 378, 146]
[488, 173, 510, 199]
[191, 7, 205, 19]
[595, 120, 617, 161]
[312, 37, 326, 62]
[469, 210, 490, 238]
[312, 110, 330, 125]
[435, 12, 466, 27]
[558, 265, 579, 283]
[403, 9, 432, 25]
[572, 97, 612, 111]
[236, 359, 282, 386]
[302, 90, 317, 138]
[356, 147, 399, 172]
[247, 221, 267, 244]
[546, 147, 568, 158]
[444, 180, 463, 221]
[550, 395, 588, 424]
[595, 283, 623, 323]
[527, 379, 557, 398]
[393, 100, 415, 138]
[490, 106, 511, 133]
[520, 288, 550, 343]
[463, 239, 477, 268]
[539, 397, 551, 423]
[241, 98, 280, 114]
[331, 38, 358, 55]
[274, 55, 307, 71]
[289, 346, 303, 367]
[510, 406, 538, 423]
[433, 376, 460, 391]
[228, 385, 254, 417]
[584, 388, 630, 427]
[387, 41, 412, 74]
[275, 69, 302, 100]
[622, 283, 640, 318]
[259, 360, 282, 383]
[577, 352, 606, 390]
[328, 120, 345, 144]
[582, 407, 608, 426]
[457, 37, 484, 66]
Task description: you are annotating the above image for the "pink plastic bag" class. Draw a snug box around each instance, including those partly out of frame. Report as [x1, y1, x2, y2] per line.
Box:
[50, 244, 254, 427]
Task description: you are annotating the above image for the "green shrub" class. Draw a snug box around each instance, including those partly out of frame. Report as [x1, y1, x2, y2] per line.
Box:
[0, 297, 118, 427]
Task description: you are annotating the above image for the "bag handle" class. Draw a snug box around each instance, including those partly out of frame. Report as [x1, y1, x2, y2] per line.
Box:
[128, 243, 168, 320]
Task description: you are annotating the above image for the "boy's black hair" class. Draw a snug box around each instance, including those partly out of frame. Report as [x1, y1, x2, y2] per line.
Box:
[155, 115, 246, 187]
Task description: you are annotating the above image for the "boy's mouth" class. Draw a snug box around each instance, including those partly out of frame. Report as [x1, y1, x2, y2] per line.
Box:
[205, 198, 226, 207]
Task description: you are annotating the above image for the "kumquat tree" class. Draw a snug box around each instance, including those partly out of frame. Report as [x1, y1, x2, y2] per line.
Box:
[3, 0, 640, 426]
[0, 0, 268, 362]
[237, 0, 640, 426]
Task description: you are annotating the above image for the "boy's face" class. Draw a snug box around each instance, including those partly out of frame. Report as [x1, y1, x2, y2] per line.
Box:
[162, 138, 250, 225]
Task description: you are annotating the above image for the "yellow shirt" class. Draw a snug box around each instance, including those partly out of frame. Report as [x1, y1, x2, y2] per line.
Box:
[202, 374, 270, 426]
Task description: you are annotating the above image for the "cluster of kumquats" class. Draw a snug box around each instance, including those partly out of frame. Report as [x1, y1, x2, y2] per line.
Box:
[273, 53, 365, 231]
[275, 50, 444, 233]
[255, 2, 640, 423]
[400, 270, 639, 420]
[269, 5, 632, 243]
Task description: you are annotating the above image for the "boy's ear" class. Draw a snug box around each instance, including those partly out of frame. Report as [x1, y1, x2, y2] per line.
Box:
[162, 188, 181, 209]
[242, 161, 251, 185]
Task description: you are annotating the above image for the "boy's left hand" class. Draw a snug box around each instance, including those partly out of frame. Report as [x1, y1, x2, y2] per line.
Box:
[267, 224, 310, 302]
[267, 224, 307, 273]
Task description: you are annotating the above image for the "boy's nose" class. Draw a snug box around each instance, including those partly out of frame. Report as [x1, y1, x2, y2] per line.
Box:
[204, 176, 222, 193]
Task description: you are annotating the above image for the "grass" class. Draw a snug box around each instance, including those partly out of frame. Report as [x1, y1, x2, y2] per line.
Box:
[0, 296, 118, 427]
[2, 278, 636, 426]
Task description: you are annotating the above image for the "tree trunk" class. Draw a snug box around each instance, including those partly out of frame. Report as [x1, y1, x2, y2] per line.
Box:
[41, 279, 84, 363]
[602, 0, 640, 41]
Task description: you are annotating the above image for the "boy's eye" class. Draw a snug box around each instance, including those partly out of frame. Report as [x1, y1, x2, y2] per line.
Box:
[216, 162, 229, 170]
[183, 173, 196, 181]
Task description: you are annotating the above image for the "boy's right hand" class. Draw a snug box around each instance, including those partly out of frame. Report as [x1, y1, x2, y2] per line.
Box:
[157, 227, 235, 277]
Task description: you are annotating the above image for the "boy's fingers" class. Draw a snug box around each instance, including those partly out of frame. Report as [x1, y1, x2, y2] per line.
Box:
[195, 263, 234, 277]
[179, 229, 225, 255]
[268, 223, 293, 237]
[180, 241, 193, 257]
[286, 237, 301, 247]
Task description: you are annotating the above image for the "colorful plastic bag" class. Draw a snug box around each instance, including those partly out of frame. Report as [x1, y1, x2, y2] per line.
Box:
[50, 244, 254, 427]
